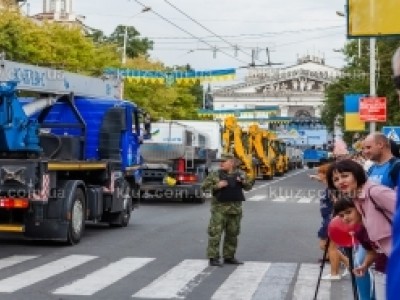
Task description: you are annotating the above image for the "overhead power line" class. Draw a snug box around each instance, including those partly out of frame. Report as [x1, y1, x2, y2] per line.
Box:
[132, 0, 249, 65]
[146, 25, 343, 40]
[163, 0, 264, 64]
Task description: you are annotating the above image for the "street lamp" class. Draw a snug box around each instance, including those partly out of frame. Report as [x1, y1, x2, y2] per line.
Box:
[336, 9, 361, 59]
[335, 11, 345, 17]
[122, 6, 151, 65]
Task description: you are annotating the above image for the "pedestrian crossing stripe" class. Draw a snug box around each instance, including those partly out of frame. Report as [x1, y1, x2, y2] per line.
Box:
[211, 262, 270, 300]
[133, 259, 209, 298]
[0, 255, 352, 298]
[252, 263, 297, 300]
[0, 255, 38, 271]
[293, 263, 331, 300]
[53, 257, 155, 296]
[0, 255, 96, 293]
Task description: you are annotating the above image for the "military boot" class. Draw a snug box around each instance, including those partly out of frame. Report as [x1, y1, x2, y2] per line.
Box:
[209, 258, 223, 267]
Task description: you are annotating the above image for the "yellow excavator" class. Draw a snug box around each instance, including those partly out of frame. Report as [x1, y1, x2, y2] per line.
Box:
[279, 140, 290, 173]
[222, 116, 254, 178]
[266, 131, 286, 176]
[247, 124, 275, 179]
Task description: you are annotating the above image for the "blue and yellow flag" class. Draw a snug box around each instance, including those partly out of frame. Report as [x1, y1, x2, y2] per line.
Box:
[104, 68, 236, 85]
[344, 94, 366, 132]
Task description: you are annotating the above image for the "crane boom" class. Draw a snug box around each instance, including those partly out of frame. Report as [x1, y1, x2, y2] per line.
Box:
[0, 56, 121, 99]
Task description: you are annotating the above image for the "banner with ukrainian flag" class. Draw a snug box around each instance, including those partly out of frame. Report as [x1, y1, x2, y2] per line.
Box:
[104, 68, 236, 85]
[344, 94, 366, 131]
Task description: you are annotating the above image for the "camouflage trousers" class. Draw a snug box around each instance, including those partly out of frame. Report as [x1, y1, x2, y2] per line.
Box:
[207, 208, 242, 259]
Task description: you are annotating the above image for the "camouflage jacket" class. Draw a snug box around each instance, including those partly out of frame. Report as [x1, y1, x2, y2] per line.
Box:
[202, 169, 254, 213]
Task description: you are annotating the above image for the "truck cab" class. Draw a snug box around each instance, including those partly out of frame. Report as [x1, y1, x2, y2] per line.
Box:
[0, 58, 144, 244]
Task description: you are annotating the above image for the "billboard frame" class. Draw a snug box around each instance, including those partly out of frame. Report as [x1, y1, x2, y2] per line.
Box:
[346, 0, 400, 38]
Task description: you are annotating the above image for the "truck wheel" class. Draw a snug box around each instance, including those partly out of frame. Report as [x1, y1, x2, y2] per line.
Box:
[67, 188, 85, 245]
[110, 181, 132, 227]
[119, 193, 132, 227]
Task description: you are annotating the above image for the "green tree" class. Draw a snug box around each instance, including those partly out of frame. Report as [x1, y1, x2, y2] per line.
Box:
[0, 10, 204, 120]
[123, 57, 202, 120]
[0, 11, 120, 75]
[86, 28, 107, 44]
[321, 38, 400, 143]
[108, 25, 153, 59]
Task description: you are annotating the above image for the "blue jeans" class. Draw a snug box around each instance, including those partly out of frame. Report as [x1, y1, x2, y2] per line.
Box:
[354, 245, 375, 300]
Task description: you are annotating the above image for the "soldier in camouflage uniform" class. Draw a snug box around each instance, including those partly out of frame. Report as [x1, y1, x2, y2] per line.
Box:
[202, 153, 254, 267]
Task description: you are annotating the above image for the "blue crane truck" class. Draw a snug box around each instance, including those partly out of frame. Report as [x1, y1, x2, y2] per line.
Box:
[0, 58, 143, 244]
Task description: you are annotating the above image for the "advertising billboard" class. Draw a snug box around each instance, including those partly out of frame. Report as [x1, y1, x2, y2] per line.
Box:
[348, 0, 400, 37]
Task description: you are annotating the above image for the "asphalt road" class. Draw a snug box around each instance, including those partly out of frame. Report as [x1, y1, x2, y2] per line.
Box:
[0, 168, 354, 300]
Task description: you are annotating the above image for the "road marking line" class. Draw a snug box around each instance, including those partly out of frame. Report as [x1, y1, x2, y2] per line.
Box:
[0, 255, 97, 293]
[132, 259, 209, 299]
[211, 262, 270, 300]
[248, 195, 265, 201]
[0, 255, 38, 271]
[257, 169, 307, 188]
[292, 263, 330, 300]
[297, 197, 312, 204]
[252, 263, 297, 300]
[53, 257, 154, 296]
[272, 197, 287, 202]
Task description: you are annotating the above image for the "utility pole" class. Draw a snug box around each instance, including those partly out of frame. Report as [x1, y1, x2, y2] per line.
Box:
[122, 26, 128, 65]
[122, 6, 151, 65]
[369, 38, 376, 132]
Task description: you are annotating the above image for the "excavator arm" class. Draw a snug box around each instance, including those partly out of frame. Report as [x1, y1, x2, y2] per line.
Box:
[248, 124, 273, 179]
[222, 116, 254, 178]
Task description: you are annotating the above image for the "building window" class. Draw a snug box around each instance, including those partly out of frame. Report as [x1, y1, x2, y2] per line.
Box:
[61, 0, 66, 12]
[49, 0, 55, 12]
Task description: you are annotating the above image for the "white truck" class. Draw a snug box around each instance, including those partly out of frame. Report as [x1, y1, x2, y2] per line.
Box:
[176, 120, 223, 159]
[286, 145, 303, 169]
[140, 121, 220, 202]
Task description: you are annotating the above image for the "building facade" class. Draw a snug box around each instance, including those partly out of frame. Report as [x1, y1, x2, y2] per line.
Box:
[0, 0, 24, 9]
[31, 0, 84, 28]
[211, 55, 341, 123]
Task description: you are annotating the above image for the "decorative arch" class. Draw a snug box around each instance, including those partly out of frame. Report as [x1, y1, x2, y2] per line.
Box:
[294, 110, 312, 118]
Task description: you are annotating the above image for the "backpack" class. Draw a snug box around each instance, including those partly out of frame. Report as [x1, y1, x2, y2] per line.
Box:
[367, 157, 400, 188]
[390, 139, 400, 158]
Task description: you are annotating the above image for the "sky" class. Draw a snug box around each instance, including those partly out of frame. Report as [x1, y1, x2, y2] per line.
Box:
[25, 0, 349, 80]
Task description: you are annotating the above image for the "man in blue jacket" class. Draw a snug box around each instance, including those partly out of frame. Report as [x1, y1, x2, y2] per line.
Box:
[387, 46, 400, 300]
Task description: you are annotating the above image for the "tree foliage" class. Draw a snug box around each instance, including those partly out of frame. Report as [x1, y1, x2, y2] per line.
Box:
[108, 25, 153, 59]
[0, 10, 203, 120]
[123, 57, 202, 120]
[0, 11, 120, 75]
[321, 38, 400, 142]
